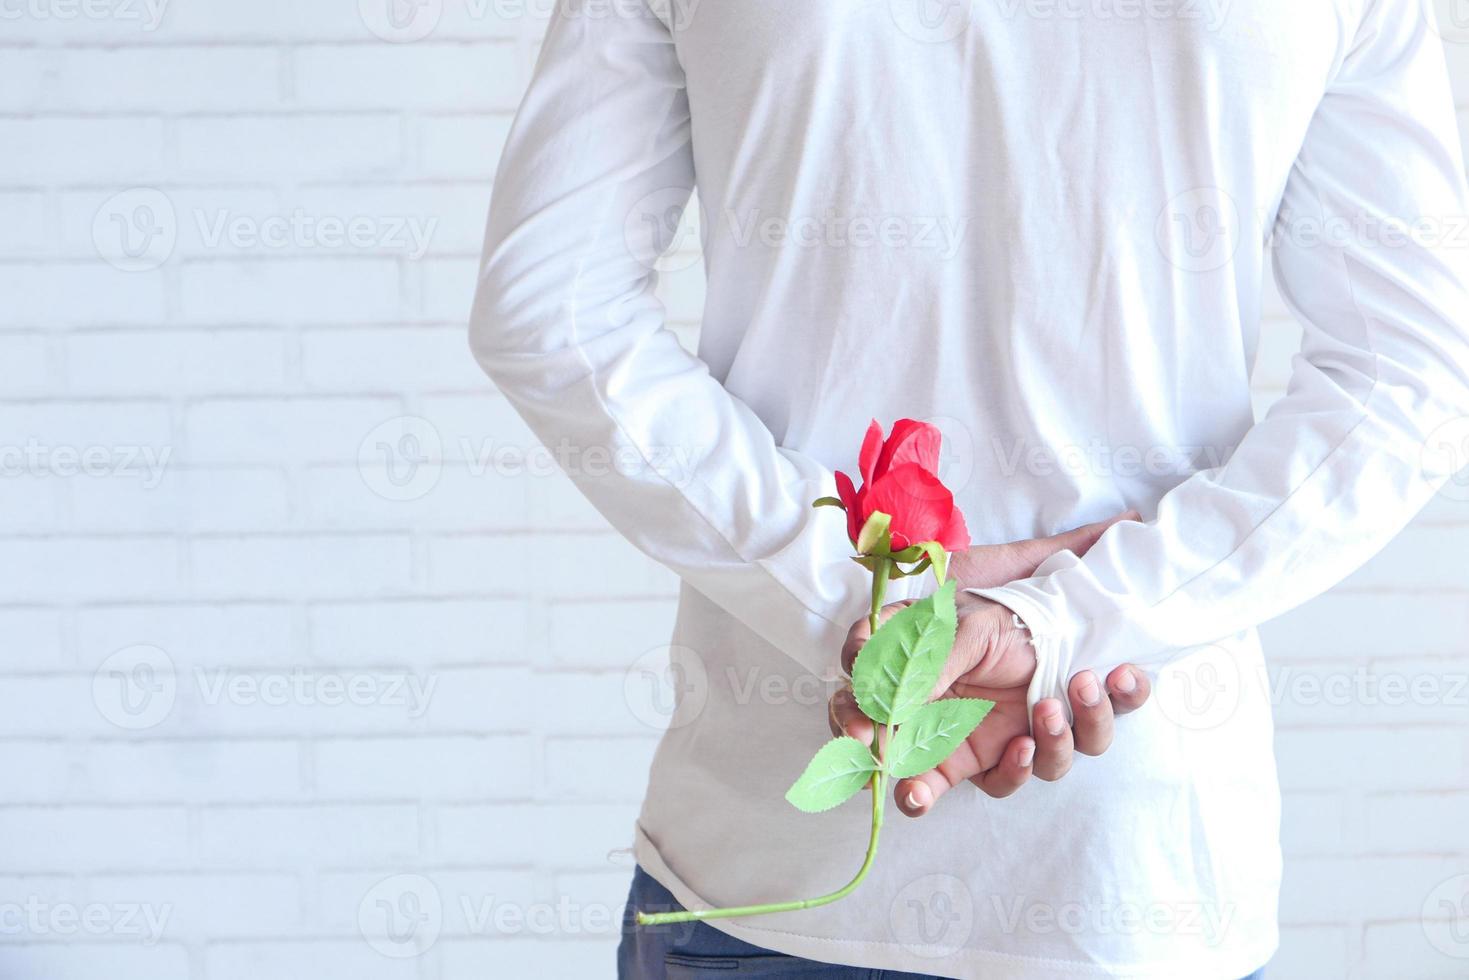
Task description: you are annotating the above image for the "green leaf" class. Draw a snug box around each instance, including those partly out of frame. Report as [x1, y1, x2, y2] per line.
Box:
[915, 541, 949, 585]
[851, 580, 957, 726]
[888, 544, 924, 563]
[891, 556, 932, 579]
[785, 736, 879, 813]
[812, 496, 845, 509]
[887, 698, 995, 779]
[856, 511, 891, 555]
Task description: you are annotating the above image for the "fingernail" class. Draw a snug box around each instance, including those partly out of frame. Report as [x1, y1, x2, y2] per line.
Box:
[1043, 710, 1065, 737]
[1018, 742, 1035, 767]
[1078, 672, 1102, 706]
[1114, 669, 1138, 694]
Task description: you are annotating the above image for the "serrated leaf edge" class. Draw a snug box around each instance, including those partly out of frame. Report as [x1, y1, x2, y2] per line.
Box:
[785, 736, 879, 814]
[851, 582, 957, 726]
[887, 698, 996, 779]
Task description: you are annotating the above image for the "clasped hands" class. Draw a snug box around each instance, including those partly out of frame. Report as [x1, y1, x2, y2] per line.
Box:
[829, 512, 1150, 816]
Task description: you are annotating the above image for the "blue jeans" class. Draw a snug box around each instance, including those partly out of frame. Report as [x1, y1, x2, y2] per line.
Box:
[619, 866, 1267, 979]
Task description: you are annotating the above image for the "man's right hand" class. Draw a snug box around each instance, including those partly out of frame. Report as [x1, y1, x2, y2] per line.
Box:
[828, 512, 1152, 812]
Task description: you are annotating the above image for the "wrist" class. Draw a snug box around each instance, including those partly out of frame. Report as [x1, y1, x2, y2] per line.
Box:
[992, 602, 1039, 682]
[955, 592, 1038, 689]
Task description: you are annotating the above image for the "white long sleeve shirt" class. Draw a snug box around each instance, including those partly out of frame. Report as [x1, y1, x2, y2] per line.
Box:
[471, 2, 1469, 976]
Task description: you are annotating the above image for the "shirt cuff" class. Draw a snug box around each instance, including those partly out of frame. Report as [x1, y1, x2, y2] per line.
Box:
[965, 579, 1077, 726]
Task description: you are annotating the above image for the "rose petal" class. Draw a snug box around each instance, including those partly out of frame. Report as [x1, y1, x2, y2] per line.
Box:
[858, 420, 884, 487]
[876, 419, 942, 479]
[866, 464, 954, 546]
[936, 506, 971, 553]
[835, 470, 858, 509]
[835, 470, 862, 544]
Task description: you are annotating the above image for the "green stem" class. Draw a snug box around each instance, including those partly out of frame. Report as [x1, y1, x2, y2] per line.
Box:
[869, 557, 890, 635]
[636, 769, 886, 926]
[635, 553, 896, 929]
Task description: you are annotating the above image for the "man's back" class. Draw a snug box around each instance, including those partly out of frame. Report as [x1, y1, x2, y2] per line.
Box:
[675, 1, 1331, 534]
[472, 1, 1469, 975]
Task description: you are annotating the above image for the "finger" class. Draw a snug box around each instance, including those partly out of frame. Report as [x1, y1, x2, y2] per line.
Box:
[893, 736, 986, 817]
[971, 737, 1036, 799]
[975, 511, 1134, 587]
[1069, 670, 1115, 756]
[1030, 698, 1075, 781]
[839, 620, 870, 677]
[894, 769, 949, 818]
[827, 687, 875, 745]
[1106, 664, 1152, 716]
[954, 512, 1145, 590]
[1040, 509, 1141, 560]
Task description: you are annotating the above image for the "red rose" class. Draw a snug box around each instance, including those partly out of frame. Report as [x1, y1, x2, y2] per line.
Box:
[834, 419, 970, 555]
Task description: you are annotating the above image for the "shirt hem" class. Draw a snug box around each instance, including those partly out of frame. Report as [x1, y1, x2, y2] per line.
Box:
[633, 823, 1278, 980]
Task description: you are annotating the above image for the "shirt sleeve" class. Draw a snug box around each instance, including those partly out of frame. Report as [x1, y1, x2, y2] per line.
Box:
[469, 1, 889, 678]
[971, 0, 1469, 713]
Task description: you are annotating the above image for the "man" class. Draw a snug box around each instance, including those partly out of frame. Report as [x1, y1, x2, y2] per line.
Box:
[471, 1, 1469, 976]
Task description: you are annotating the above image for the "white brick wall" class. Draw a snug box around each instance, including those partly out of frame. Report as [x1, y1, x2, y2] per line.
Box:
[1, 4, 1466, 978]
